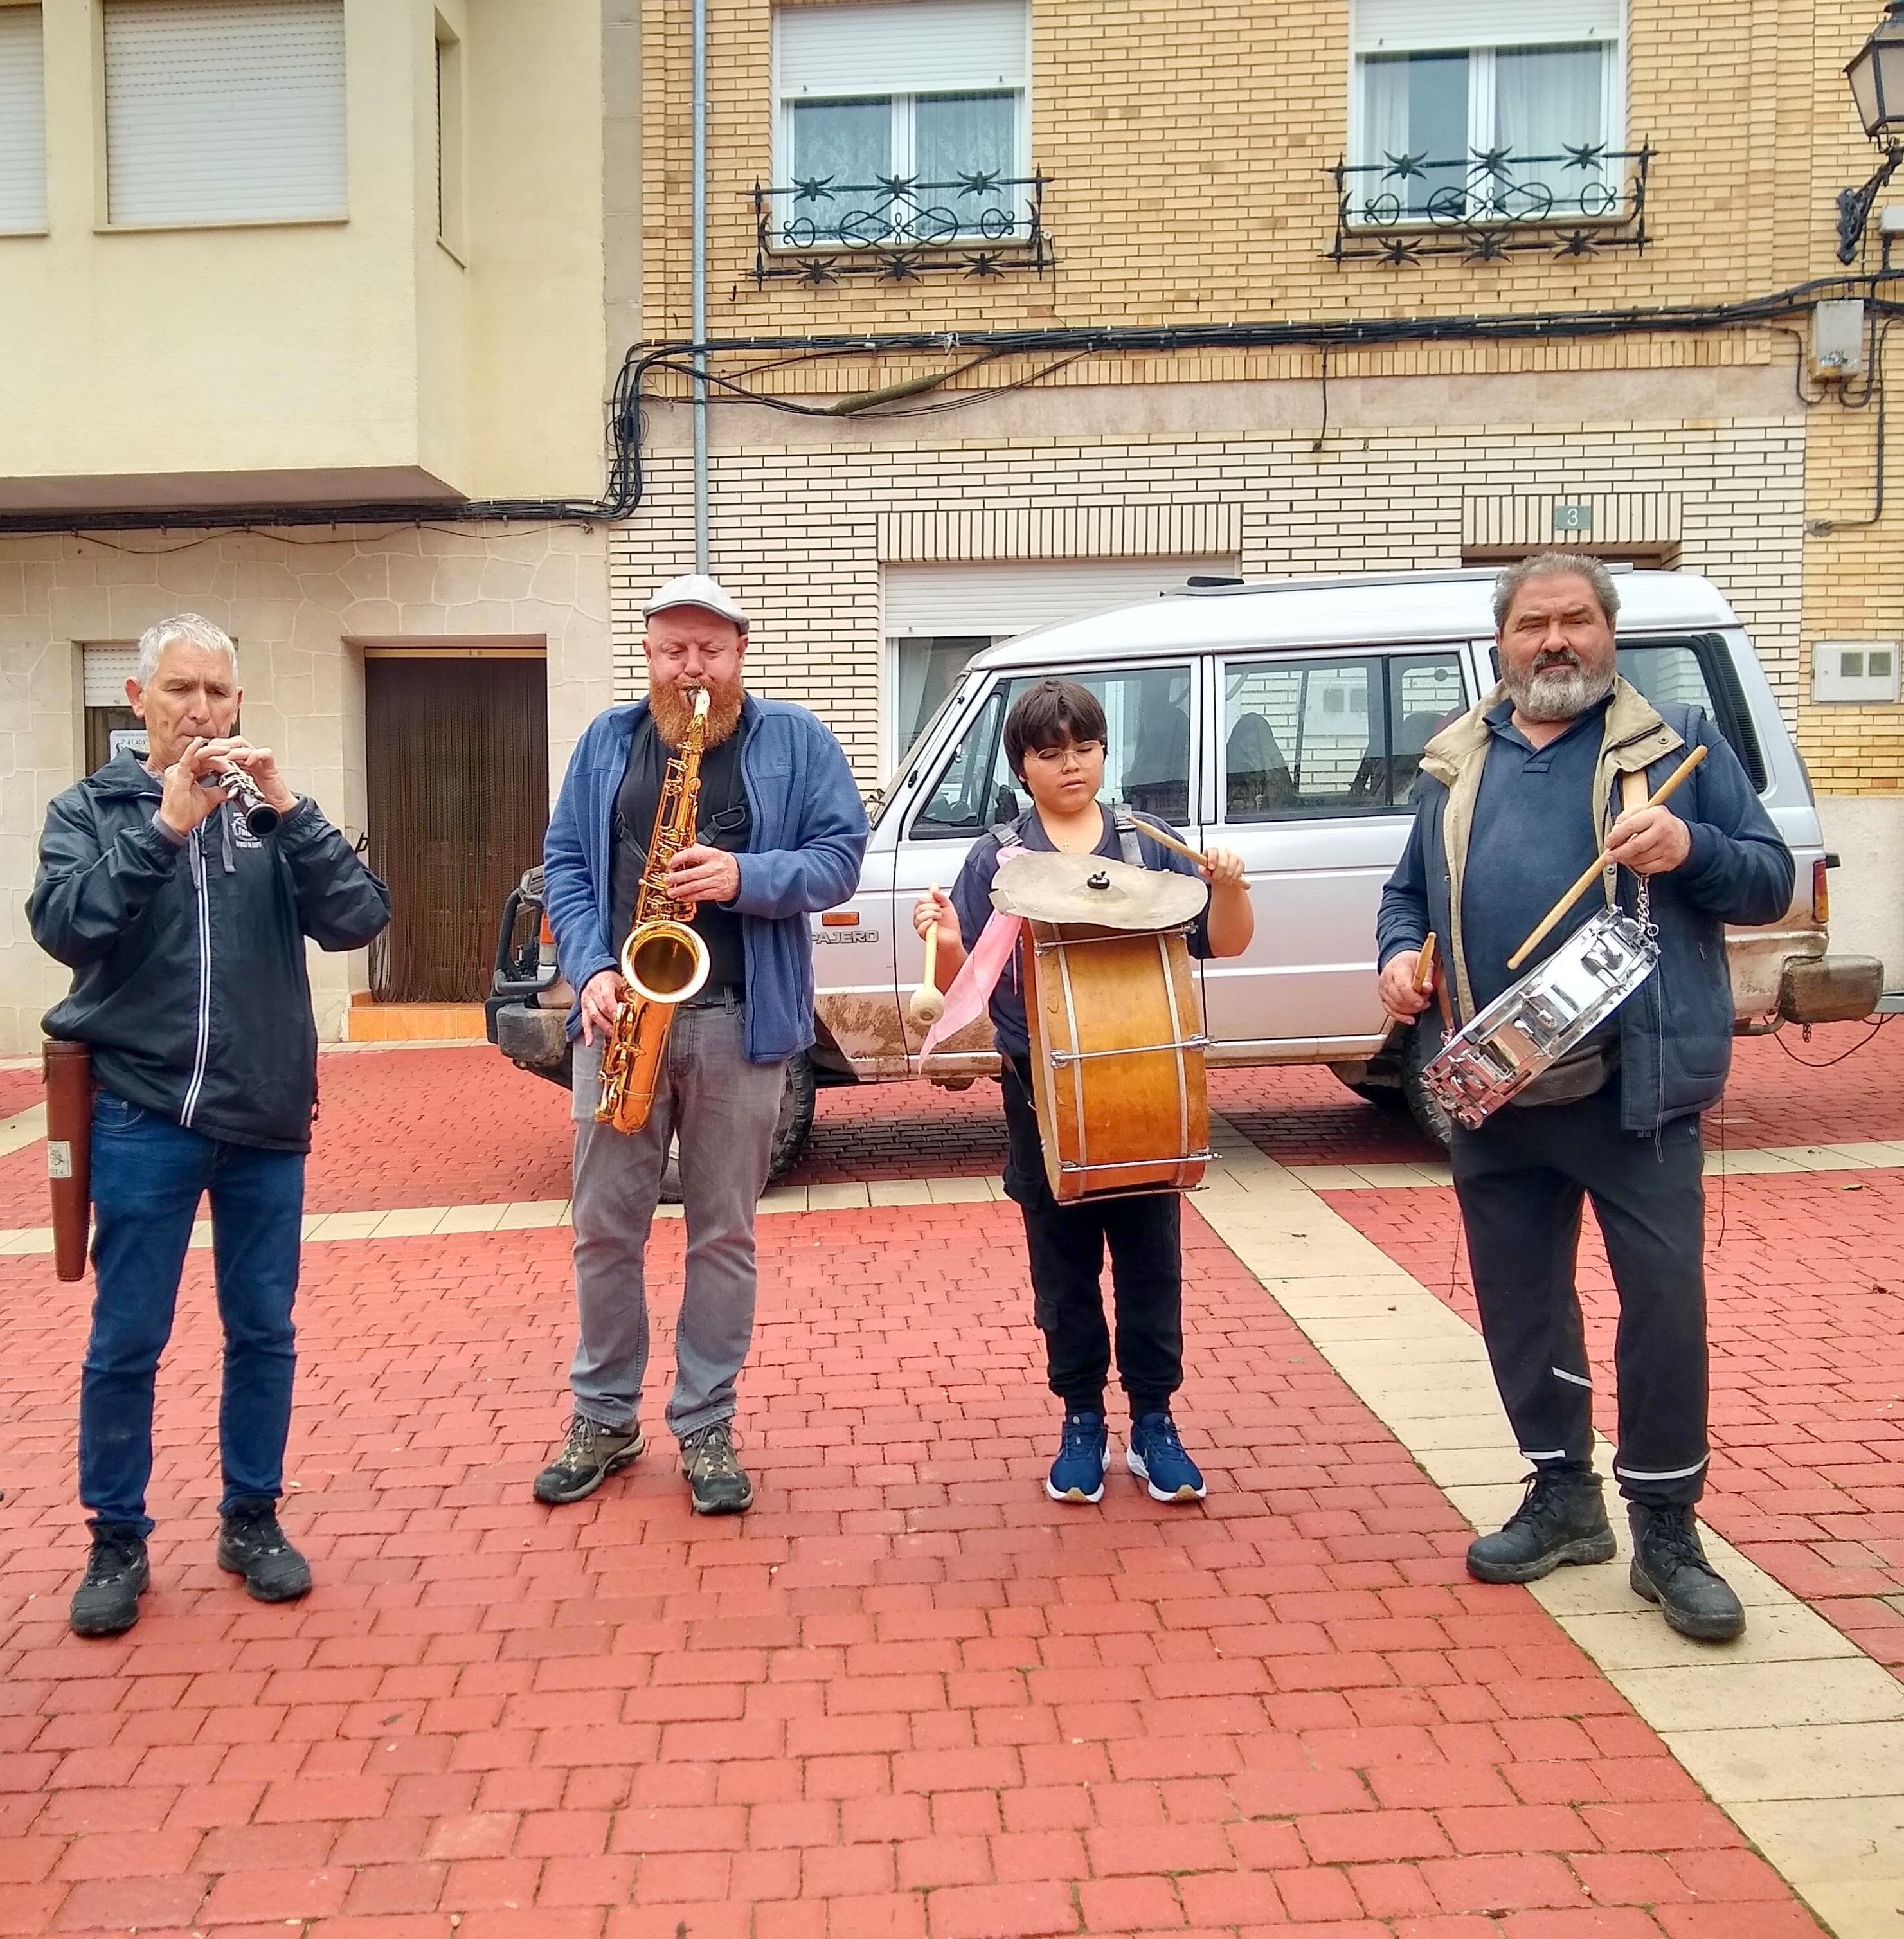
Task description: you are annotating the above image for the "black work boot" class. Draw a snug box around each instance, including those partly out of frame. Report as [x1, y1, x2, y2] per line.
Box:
[1628, 1502, 1746, 1642]
[679, 1420, 753, 1515]
[534, 1415, 646, 1506]
[1466, 1466, 1616, 1584]
[69, 1524, 150, 1637]
[217, 1498, 312, 1603]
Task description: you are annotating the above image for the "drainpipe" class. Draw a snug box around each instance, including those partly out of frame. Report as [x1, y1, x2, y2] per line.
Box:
[691, 0, 710, 572]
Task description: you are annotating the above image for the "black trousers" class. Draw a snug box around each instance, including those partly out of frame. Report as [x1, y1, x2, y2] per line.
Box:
[1450, 1082, 1711, 1506]
[1000, 1059, 1184, 1418]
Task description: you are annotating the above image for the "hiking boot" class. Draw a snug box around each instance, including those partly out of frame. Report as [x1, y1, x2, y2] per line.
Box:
[1046, 1410, 1109, 1504]
[69, 1524, 149, 1637]
[533, 1415, 645, 1506]
[1466, 1467, 1615, 1584]
[1126, 1412, 1207, 1502]
[1629, 1502, 1746, 1642]
[680, 1421, 753, 1515]
[217, 1499, 312, 1603]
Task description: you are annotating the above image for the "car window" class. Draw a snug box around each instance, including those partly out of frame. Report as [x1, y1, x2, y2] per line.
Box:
[908, 664, 1194, 840]
[1221, 651, 1466, 820]
[1616, 635, 1767, 789]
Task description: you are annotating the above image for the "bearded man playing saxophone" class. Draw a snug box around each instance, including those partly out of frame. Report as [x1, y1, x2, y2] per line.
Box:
[535, 576, 868, 1515]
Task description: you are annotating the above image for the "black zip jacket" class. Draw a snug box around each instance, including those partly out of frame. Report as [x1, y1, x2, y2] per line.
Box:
[30, 752, 392, 1153]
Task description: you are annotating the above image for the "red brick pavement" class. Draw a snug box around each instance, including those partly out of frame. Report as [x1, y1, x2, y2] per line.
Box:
[0, 1207, 1811, 1939]
[1327, 1160, 1904, 1673]
[0, 1068, 43, 1120]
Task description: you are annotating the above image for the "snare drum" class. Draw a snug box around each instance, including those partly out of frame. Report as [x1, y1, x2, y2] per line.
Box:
[1422, 906, 1657, 1129]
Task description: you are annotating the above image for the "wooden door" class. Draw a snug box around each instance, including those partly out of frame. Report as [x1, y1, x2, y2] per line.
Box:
[366, 655, 548, 1004]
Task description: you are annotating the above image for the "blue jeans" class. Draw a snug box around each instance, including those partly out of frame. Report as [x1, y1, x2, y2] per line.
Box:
[82, 1092, 305, 1537]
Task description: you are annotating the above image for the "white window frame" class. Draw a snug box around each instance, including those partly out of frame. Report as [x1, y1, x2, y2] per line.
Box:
[771, 1, 1030, 250]
[1346, 0, 1627, 228]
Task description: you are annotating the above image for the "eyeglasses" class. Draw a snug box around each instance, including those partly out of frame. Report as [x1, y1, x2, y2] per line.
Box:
[1023, 741, 1104, 770]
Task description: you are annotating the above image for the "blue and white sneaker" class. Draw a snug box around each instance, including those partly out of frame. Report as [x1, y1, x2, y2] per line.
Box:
[1046, 1410, 1110, 1503]
[1127, 1413, 1207, 1502]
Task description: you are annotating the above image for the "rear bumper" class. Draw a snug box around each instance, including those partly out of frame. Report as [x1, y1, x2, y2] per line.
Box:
[489, 999, 573, 1084]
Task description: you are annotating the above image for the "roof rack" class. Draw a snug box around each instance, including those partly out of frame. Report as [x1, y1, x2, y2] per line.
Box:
[1173, 562, 1638, 599]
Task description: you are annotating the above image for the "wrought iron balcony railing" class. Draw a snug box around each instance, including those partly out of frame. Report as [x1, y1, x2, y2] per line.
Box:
[751, 172, 1052, 285]
[1331, 143, 1652, 265]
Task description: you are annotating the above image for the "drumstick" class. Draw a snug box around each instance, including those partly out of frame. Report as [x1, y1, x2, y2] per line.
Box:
[1131, 822, 1210, 870]
[1505, 744, 1709, 972]
[909, 887, 946, 1029]
[1414, 933, 1437, 992]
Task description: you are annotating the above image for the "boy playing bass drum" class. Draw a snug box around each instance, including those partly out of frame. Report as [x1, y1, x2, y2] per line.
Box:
[913, 680, 1253, 1504]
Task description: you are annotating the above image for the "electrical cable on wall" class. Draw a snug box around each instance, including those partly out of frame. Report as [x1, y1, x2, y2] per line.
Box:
[8, 271, 1904, 537]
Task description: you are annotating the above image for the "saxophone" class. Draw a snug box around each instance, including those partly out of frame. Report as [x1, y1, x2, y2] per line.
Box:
[595, 687, 714, 1133]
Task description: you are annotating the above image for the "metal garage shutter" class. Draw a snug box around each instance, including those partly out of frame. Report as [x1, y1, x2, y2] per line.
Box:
[0, 7, 46, 232]
[883, 559, 1241, 639]
[104, 0, 346, 226]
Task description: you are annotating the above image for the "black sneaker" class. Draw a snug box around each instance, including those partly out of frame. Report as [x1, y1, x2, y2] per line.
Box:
[1466, 1467, 1616, 1584]
[216, 1499, 312, 1603]
[1629, 1502, 1746, 1642]
[680, 1421, 753, 1515]
[69, 1524, 149, 1637]
[533, 1415, 645, 1506]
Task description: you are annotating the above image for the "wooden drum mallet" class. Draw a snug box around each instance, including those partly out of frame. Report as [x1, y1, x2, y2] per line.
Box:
[909, 886, 947, 1030]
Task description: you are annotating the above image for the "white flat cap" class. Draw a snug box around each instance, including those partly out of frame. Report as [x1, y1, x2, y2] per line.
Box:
[643, 573, 749, 628]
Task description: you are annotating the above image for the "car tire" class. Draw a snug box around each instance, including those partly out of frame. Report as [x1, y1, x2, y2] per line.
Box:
[656, 1051, 816, 1204]
[1329, 1065, 1410, 1113]
[1399, 1023, 1453, 1151]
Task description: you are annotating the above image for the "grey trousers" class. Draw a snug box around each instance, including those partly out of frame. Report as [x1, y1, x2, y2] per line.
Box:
[568, 999, 787, 1440]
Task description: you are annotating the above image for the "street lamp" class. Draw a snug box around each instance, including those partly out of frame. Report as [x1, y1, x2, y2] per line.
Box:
[1840, 0, 1904, 262]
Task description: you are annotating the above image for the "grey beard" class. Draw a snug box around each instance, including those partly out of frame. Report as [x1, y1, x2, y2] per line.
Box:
[1505, 660, 1615, 723]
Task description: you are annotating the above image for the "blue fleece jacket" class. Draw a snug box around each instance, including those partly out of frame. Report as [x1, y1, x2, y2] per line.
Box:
[544, 696, 869, 1065]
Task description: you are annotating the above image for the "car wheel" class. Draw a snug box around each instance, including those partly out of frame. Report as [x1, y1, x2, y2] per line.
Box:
[1399, 1023, 1453, 1151]
[1328, 1065, 1410, 1112]
[769, 1051, 817, 1180]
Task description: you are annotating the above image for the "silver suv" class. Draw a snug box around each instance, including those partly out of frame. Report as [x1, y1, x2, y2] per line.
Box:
[489, 568, 1878, 1157]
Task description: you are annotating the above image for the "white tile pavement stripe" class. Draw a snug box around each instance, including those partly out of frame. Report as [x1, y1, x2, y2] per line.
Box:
[0, 1177, 1006, 1253]
[1196, 1110, 1904, 1939]
[0, 1105, 48, 1158]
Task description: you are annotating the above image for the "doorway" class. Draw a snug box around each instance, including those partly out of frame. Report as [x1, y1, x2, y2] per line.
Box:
[365, 651, 549, 1004]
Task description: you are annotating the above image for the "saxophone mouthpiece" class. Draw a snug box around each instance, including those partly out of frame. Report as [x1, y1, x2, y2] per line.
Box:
[690, 686, 712, 719]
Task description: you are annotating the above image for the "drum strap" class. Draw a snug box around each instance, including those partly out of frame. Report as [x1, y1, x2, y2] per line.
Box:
[989, 806, 1154, 870]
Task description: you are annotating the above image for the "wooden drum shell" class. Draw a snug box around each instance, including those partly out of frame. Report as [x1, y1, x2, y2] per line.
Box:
[1021, 921, 1208, 1204]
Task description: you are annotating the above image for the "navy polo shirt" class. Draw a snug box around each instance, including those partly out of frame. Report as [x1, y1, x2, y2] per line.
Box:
[1461, 694, 1614, 1017]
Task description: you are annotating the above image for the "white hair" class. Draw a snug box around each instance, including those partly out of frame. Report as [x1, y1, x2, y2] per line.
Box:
[134, 613, 238, 687]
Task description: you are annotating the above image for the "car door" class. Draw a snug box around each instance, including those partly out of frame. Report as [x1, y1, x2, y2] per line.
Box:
[1199, 644, 1471, 1058]
[890, 656, 1201, 1074]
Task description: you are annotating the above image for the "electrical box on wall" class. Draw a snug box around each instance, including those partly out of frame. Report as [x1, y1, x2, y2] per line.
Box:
[1811, 300, 1867, 380]
[1812, 640, 1901, 703]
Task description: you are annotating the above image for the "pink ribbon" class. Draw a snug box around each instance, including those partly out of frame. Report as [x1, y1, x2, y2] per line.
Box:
[919, 845, 1024, 1061]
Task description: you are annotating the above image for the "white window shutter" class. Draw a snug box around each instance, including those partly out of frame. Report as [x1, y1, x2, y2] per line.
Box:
[0, 7, 47, 231]
[82, 646, 141, 707]
[105, 0, 346, 226]
[778, 0, 1028, 98]
[883, 560, 1241, 639]
[1352, 0, 1619, 51]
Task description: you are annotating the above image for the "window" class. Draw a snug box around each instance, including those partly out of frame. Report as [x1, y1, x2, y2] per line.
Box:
[435, 15, 463, 253]
[103, 0, 346, 227]
[1616, 636, 1766, 790]
[912, 665, 1194, 842]
[1221, 652, 1466, 820]
[0, 6, 46, 232]
[773, 0, 1028, 249]
[1350, 0, 1622, 223]
[82, 645, 145, 771]
[896, 636, 990, 770]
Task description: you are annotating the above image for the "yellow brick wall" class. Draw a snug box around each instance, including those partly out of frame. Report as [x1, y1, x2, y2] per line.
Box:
[611, 419, 1806, 788]
[631, 1, 1904, 791]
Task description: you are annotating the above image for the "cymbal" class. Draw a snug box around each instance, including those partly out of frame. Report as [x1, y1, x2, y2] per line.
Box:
[991, 851, 1207, 930]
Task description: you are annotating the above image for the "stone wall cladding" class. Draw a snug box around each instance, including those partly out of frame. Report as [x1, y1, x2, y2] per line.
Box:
[0, 525, 611, 1056]
[610, 416, 1806, 787]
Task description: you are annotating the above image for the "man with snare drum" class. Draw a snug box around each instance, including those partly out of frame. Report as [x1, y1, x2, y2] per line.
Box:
[1376, 554, 1792, 1643]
